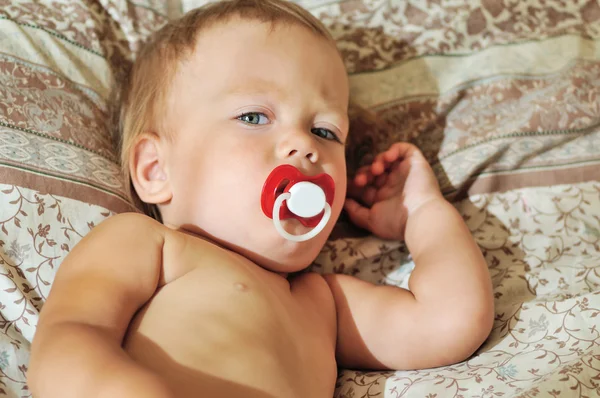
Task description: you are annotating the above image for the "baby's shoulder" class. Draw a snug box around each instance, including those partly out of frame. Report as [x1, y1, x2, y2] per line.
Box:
[96, 212, 166, 238]
[99, 212, 164, 230]
[81, 212, 167, 255]
[55, 213, 167, 294]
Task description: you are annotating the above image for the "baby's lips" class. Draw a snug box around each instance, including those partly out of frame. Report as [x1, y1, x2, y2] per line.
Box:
[261, 165, 335, 228]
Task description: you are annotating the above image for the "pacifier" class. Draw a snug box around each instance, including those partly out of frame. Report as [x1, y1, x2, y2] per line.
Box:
[261, 165, 335, 242]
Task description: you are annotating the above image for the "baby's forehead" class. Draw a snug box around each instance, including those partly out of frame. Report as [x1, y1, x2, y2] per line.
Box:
[185, 17, 339, 61]
[173, 21, 344, 86]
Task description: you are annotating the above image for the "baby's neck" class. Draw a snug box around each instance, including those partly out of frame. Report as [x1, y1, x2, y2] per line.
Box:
[169, 223, 292, 280]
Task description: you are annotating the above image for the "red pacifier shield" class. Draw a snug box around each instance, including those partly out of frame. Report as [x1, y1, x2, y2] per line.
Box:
[261, 165, 335, 227]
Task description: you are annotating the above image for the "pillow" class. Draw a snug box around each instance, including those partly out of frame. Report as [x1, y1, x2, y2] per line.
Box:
[0, 1, 169, 394]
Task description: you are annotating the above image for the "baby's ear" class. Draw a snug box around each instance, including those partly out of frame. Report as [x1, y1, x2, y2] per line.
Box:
[130, 132, 172, 204]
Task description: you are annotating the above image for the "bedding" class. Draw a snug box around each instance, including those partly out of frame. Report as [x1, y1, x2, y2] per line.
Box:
[0, 1, 599, 397]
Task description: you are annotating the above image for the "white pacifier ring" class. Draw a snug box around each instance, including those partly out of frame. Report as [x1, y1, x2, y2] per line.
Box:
[272, 181, 331, 242]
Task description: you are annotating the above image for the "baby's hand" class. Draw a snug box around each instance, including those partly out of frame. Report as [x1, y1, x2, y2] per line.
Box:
[345, 142, 443, 241]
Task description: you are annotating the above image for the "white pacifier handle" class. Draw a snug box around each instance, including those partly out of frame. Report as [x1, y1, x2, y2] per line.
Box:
[272, 182, 331, 242]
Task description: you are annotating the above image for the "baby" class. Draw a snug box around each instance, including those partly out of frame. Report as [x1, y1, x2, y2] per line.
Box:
[28, 0, 494, 397]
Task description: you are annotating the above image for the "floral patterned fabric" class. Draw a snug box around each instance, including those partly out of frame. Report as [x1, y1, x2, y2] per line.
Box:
[0, 0, 599, 397]
[316, 181, 600, 398]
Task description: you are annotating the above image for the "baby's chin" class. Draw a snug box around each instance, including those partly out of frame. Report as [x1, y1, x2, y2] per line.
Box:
[244, 220, 330, 272]
[230, 222, 327, 274]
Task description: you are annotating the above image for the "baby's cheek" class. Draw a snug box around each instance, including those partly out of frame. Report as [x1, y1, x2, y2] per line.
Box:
[335, 174, 347, 202]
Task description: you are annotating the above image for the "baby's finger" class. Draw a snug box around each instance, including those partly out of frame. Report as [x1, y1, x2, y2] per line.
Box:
[374, 147, 408, 175]
[384, 160, 408, 187]
[346, 181, 363, 200]
[354, 164, 377, 187]
[344, 199, 372, 232]
[383, 142, 417, 163]
[353, 172, 369, 187]
[362, 186, 377, 207]
[369, 153, 388, 175]
[374, 173, 388, 189]
[382, 145, 402, 163]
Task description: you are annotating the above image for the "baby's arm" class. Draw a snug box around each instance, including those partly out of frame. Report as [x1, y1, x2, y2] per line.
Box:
[28, 213, 172, 398]
[327, 143, 494, 370]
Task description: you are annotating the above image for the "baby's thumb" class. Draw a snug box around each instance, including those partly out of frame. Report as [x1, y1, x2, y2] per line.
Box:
[344, 198, 372, 232]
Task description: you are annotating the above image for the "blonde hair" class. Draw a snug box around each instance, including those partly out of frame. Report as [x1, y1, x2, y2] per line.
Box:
[115, 0, 336, 221]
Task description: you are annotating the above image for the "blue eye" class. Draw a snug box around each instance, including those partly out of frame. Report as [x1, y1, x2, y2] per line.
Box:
[237, 112, 269, 125]
[311, 127, 339, 142]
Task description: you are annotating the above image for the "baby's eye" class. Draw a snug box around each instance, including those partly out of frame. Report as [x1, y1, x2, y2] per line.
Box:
[237, 112, 269, 125]
[311, 127, 340, 142]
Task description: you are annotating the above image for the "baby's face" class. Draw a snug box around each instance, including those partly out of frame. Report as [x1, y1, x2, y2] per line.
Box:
[158, 18, 349, 272]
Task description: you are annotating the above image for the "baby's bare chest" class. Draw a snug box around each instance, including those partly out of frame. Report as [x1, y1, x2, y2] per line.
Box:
[124, 237, 338, 397]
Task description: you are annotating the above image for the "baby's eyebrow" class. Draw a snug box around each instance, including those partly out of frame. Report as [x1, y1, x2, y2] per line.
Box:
[221, 78, 287, 100]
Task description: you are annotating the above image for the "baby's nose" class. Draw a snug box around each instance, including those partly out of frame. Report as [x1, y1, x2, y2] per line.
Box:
[287, 148, 317, 163]
[277, 131, 319, 163]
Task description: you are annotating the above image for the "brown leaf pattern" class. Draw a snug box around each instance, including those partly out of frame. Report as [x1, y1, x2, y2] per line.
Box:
[368, 59, 600, 196]
[0, 59, 114, 159]
[0, 184, 112, 397]
[316, 181, 600, 398]
[0, 1, 168, 74]
[305, 0, 600, 74]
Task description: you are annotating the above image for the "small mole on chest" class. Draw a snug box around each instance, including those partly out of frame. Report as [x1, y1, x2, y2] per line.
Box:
[234, 282, 248, 292]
